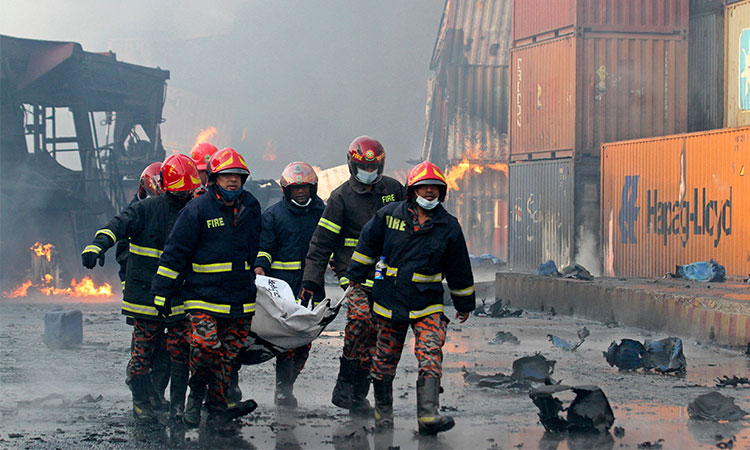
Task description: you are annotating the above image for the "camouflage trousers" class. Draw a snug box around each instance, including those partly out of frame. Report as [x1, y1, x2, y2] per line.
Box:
[277, 343, 312, 374]
[341, 285, 377, 371]
[370, 312, 448, 380]
[127, 318, 189, 378]
[187, 312, 252, 407]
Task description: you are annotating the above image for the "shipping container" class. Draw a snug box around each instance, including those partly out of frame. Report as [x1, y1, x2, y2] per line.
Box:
[688, 9, 725, 131]
[725, 0, 750, 127]
[508, 159, 575, 270]
[509, 33, 688, 160]
[691, 0, 725, 14]
[512, 0, 689, 46]
[445, 162, 509, 260]
[601, 127, 750, 278]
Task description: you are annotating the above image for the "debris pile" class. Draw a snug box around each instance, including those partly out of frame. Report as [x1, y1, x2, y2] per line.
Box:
[529, 385, 615, 433]
[488, 331, 520, 345]
[463, 354, 557, 390]
[473, 299, 523, 318]
[531, 260, 594, 280]
[605, 337, 686, 375]
[668, 260, 726, 282]
[688, 392, 747, 421]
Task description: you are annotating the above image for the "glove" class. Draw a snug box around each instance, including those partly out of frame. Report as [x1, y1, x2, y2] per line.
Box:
[300, 280, 321, 308]
[154, 296, 171, 318]
[81, 245, 105, 269]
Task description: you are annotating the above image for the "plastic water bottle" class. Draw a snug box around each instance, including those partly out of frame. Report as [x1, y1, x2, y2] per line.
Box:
[374, 256, 386, 280]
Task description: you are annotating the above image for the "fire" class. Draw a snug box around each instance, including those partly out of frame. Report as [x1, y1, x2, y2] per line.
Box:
[2, 280, 33, 298]
[193, 126, 217, 148]
[263, 138, 277, 161]
[241, 127, 248, 142]
[2, 276, 113, 299]
[30, 242, 54, 262]
[445, 158, 508, 191]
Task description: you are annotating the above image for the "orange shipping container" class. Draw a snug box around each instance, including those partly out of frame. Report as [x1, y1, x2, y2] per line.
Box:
[601, 127, 750, 278]
[512, 0, 689, 46]
[510, 33, 688, 160]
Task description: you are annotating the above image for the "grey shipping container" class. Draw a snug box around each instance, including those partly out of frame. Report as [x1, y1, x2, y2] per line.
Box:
[688, 9, 725, 131]
[509, 159, 574, 271]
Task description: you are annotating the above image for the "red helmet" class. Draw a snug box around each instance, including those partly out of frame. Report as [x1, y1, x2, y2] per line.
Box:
[190, 142, 218, 171]
[208, 147, 250, 183]
[280, 161, 318, 200]
[138, 162, 163, 198]
[407, 161, 448, 202]
[160, 154, 202, 193]
[347, 136, 385, 177]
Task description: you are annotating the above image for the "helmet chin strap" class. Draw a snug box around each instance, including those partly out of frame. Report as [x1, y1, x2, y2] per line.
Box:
[291, 197, 312, 207]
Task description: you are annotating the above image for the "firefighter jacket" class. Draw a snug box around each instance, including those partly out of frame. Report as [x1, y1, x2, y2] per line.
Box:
[253, 195, 325, 296]
[303, 175, 406, 289]
[345, 200, 476, 322]
[115, 192, 141, 284]
[88, 194, 186, 322]
[151, 185, 261, 318]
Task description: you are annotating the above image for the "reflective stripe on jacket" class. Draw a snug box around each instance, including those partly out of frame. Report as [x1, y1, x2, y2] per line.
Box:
[151, 185, 262, 318]
[90, 194, 186, 322]
[346, 200, 476, 321]
[253, 196, 324, 295]
[302, 175, 406, 289]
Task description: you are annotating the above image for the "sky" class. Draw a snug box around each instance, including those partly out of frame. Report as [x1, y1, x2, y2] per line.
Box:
[1, 0, 445, 175]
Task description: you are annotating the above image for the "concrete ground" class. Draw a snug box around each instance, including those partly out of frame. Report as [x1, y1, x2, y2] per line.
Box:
[1, 288, 750, 449]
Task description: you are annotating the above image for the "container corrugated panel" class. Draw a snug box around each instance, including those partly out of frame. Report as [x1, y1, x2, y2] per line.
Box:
[509, 159, 574, 271]
[512, 0, 690, 46]
[424, 65, 510, 166]
[601, 127, 750, 278]
[688, 10, 725, 131]
[725, 0, 750, 127]
[431, 0, 513, 68]
[445, 165, 509, 259]
[510, 33, 688, 159]
[690, 0, 725, 15]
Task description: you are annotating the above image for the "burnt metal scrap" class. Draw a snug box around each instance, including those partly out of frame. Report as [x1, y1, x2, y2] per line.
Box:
[716, 375, 750, 388]
[529, 385, 615, 434]
[605, 337, 686, 375]
[549, 327, 590, 351]
[463, 354, 557, 390]
[488, 331, 520, 345]
[474, 298, 523, 318]
[688, 391, 748, 421]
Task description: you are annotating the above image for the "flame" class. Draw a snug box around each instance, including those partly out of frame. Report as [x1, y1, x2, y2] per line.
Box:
[193, 126, 217, 148]
[241, 127, 248, 142]
[263, 138, 277, 161]
[30, 242, 54, 262]
[2, 276, 113, 299]
[2, 280, 33, 298]
[445, 158, 508, 191]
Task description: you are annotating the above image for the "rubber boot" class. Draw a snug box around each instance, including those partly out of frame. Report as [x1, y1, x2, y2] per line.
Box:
[169, 364, 189, 421]
[205, 400, 258, 429]
[275, 358, 298, 408]
[226, 363, 243, 407]
[331, 357, 355, 409]
[416, 377, 454, 435]
[350, 365, 374, 416]
[183, 377, 207, 428]
[372, 377, 394, 429]
[129, 374, 158, 423]
[150, 347, 171, 410]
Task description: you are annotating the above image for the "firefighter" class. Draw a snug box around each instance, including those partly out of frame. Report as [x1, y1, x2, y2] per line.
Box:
[301, 136, 406, 414]
[81, 154, 201, 422]
[151, 147, 261, 428]
[190, 142, 219, 186]
[114, 162, 172, 412]
[345, 161, 475, 434]
[251, 161, 325, 407]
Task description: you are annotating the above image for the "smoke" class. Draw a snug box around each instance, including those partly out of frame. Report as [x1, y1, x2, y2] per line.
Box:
[1, 1, 444, 174]
[574, 225, 602, 277]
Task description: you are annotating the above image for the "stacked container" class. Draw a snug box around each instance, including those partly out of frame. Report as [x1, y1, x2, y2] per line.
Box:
[725, 0, 750, 127]
[508, 0, 690, 271]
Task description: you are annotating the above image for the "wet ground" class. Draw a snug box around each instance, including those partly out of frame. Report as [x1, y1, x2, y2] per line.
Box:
[2, 289, 750, 449]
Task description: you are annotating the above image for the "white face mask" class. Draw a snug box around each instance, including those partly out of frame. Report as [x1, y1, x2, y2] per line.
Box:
[416, 195, 440, 210]
[291, 197, 312, 207]
[355, 169, 379, 185]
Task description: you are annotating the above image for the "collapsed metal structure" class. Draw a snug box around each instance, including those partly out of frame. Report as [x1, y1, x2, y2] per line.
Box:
[0, 34, 169, 282]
